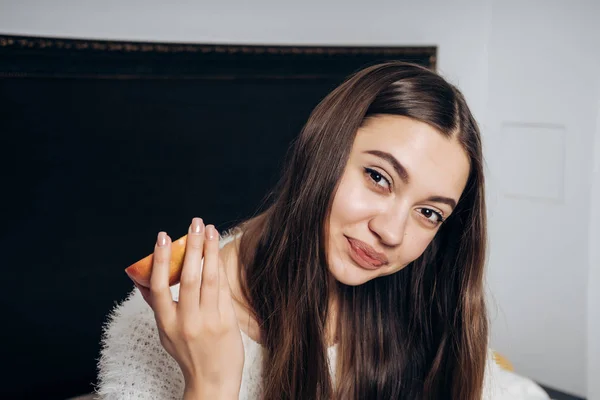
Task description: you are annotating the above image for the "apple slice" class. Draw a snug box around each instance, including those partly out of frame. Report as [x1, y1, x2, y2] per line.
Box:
[125, 234, 189, 288]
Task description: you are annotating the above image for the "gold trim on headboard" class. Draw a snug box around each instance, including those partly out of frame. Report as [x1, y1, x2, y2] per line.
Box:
[0, 35, 436, 66]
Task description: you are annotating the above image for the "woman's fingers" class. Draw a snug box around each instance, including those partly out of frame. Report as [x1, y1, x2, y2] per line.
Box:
[144, 221, 224, 326]
[149, 232, 177, 325]
[199, 225, 220, 310]
[140, 221, 245, 392]
[178, 218, 205, 315]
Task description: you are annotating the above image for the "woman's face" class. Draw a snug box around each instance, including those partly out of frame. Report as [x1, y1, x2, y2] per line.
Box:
[327, 114, 471, 286]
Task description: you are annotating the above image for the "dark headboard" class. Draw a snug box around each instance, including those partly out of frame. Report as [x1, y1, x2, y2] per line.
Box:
[0, 35, 435, 399]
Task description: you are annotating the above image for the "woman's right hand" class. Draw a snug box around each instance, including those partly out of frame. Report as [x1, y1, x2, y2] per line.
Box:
[133, 218, 244, 399]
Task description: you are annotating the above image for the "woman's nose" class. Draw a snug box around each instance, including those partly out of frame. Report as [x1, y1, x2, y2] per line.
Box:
[368, 205, 408, 247]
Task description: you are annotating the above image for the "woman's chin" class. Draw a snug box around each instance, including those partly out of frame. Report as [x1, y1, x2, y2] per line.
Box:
[328, 259, 377, 286]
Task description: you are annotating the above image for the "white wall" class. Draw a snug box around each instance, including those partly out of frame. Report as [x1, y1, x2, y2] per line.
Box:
[484, 1, 600, 397]
[1, 0, 598, 397]
[589, 95, 600, 399]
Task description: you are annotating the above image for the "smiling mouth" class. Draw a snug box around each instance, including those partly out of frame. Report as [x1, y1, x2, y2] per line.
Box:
[345, 237, 388, 270]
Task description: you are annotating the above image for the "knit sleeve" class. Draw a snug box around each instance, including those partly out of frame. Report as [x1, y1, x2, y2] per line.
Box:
[96, 286, 185, 400]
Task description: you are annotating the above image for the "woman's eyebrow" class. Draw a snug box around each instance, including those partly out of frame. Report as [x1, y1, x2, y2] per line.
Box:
[364, 150, 410, 184]
[424, 195, 457, 210]
[364, 150, 457, 210]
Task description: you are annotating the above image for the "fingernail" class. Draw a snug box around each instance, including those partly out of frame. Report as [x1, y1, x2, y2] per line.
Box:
[207, 225, 217, 240]
[191, 218, 204, 235]
[157, 231, 167, 247]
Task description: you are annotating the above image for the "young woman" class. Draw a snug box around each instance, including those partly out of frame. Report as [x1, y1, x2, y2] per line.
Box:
[98, 61, 499, 399]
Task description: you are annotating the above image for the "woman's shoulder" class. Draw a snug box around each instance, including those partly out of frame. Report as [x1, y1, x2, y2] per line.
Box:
[96, 287, 185, 399]
[220, 226, 243, 247]
[97, 285, 265, 400]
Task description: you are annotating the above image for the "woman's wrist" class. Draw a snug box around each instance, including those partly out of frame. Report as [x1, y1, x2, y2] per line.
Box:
[183, 382, 239, 400]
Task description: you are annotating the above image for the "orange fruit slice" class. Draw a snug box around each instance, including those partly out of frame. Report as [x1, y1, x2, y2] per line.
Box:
[124, 234, 189, 288]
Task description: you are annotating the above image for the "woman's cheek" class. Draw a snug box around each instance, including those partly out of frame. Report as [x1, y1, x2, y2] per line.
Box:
[393, 230, 435, 269]
[332, 176, 376, 222]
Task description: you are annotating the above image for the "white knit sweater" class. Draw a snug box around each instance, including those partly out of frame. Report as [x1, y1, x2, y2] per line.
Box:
[96, 234, 550, 400]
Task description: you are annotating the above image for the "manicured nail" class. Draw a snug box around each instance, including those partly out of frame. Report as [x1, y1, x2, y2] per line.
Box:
[207, 225, 217, 240]
[157, 231, 167, 247]
[191, 218, 204, 234]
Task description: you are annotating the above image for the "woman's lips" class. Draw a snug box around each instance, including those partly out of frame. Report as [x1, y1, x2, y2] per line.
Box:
[346, 237, 388, 270]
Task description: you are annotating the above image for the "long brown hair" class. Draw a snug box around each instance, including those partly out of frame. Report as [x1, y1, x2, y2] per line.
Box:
[235, 61, 488, 399]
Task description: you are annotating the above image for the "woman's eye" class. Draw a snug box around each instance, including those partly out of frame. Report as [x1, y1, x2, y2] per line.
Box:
[364, 168, 391, 191]
[417, 208, 445, 226]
